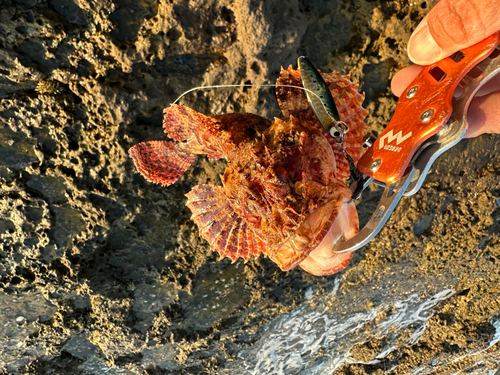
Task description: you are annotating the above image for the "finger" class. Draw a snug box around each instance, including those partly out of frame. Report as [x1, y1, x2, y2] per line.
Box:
[408, 0, 500, 65]
[465, 90, 500, 138]
[391, 65, 424, 97]
[393, 68, 500, 98]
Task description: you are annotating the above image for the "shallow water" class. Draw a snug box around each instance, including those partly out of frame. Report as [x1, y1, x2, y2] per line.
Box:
[229, 276, 455, 374]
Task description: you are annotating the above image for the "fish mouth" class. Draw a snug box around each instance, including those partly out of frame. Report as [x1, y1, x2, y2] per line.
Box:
[270, 194, 357, 273]
[299, 199, 358, 276]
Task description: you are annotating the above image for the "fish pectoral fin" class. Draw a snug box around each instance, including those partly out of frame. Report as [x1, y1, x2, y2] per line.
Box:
[128, 140, 195, 186]
[186, 184, 267, 262]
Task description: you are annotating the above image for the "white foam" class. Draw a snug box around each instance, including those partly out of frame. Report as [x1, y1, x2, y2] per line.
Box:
[489, 317, 500, 348]
[233, 277, 456, 375]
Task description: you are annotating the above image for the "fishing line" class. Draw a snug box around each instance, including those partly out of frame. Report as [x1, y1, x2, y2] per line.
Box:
[172, 84, 329, 105]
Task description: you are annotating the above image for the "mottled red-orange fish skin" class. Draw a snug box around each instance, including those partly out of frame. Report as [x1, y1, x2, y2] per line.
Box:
[129, 66, 368, 273]
[218, 115, 352, 270]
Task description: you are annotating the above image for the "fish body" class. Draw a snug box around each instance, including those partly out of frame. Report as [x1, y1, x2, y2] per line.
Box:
[129, 66, 368, 275]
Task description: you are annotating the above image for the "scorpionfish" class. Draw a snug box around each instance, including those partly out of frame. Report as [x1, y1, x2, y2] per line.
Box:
[129, 65, 368, 275]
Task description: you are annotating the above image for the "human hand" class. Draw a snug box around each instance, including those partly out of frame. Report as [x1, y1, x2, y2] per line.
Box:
[391, 0, 500, 138]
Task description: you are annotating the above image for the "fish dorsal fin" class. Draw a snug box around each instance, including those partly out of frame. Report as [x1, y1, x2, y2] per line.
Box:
[186, 184, 267, 262]
[276, 65, 315, 121]
[276, 66, 369, 180]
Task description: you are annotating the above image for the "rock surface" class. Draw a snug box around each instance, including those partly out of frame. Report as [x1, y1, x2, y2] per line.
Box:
[1, 0, 500, 374]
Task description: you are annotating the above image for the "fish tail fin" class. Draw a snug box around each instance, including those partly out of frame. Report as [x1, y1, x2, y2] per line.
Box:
[129, 140, 195, 186]
[186, 184, 267, 262]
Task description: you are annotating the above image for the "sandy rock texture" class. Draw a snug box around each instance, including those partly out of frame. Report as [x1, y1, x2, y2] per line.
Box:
[1, 0, 500, 373]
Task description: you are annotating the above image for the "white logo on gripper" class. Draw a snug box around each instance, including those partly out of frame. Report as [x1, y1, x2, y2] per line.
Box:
[378, 130, 412, 152]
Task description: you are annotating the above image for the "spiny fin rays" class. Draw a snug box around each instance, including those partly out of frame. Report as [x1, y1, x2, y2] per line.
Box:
[186, 184, 267, 262]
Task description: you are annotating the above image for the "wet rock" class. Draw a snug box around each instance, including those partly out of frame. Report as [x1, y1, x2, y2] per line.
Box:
[62, 334, 100, 360]
[2, 0, 500, 373]
[0, 292, 57, 365]
[72, 294, 91, 311]
[15, 40, 58, 75]
[300, 9, 351, 67]
[0, 165, 15, 183]
[132, 209, 177, 246]
[54, 41, 75, 69]
[414, 212, 435, 235]
[0, 77, 37, 99]
[0, 218, 16, 235]
[16, 25, 28, 34]
[14, 0, 38, 8]
[132, 281, 177, 332]
[361, 60, 391, 102]
[23, 236, 39, 247]
[23, 205, 44, 224]
[141, 343, 180, 371]
[0, 291, 56, 325]
[106, 227, 136, 250]
[0, 127, 39, 171]
[107, 242, 167, 284]
[105, 201, 127, 221]
[49, 0, 88, 26]
[109, 0, 158, 42]
[31, 127, 58, 156]
[52, 205, 86, 249]
[27, 175, 68, 204]
[180, 263, 250, 331]
[77, 358, 137, 375]
[41, 244, 64, 263]
[154, 53, 228, 76]
[26, 10, 35, 22]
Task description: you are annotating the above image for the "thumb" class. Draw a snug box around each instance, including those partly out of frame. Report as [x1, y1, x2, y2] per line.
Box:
[408, 0, 500, 65]
[465, 90, 500, 138]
